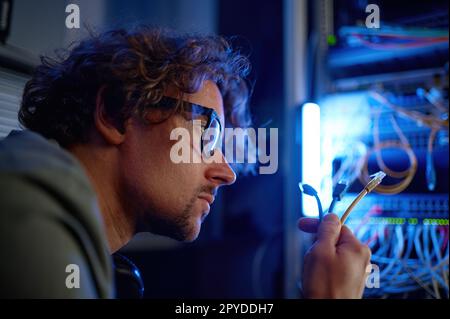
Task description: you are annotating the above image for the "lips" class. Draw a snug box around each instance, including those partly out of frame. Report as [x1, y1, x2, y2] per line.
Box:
[198, 193, 215, 205]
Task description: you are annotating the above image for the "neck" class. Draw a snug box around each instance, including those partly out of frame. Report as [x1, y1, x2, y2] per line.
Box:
[69, 144, 135, 253]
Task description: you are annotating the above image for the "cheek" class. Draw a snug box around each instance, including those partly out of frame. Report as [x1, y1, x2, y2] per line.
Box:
[120, 121, 205, 213]
[119, 124, 172, 205]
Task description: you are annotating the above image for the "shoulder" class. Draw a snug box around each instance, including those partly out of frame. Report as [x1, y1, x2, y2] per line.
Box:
[0, 131, 113, 298]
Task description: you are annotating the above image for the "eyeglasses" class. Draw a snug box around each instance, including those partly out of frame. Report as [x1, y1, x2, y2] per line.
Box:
[159, 96, 223, 158]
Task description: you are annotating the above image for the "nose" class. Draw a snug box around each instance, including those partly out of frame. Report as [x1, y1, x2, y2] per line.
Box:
[205, 151, 236, 186]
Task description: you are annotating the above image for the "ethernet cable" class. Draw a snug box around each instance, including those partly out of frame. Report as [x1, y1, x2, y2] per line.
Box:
[363, 223, 449, 298]
[416, 87, 449, 114]
[426, 127, 438, 191]
[431, 226, 449, 295]
[363, 108, 418, 195]
[299, 180, 349, 222]
[423, 225, 448, 295]
[298, 183, 324, 221]
[340, 171, 386, 224]
[425, 226, 442, 298]
[371, 226, 431, 297]
[328, 181, 348, 214]
[366, 91, 448, 194]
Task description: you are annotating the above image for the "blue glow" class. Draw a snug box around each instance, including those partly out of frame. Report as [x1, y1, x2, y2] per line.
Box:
[301, 103, 321, 217]
[319, 92, 372, 211]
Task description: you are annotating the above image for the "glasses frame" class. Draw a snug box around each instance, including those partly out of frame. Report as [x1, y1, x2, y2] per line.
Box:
[159, 96, 223, 157]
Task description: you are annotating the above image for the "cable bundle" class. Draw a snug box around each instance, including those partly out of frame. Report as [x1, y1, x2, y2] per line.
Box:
[352, 219, 449, 298]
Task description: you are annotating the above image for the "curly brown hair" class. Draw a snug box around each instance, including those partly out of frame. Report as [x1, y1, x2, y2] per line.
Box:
[19, 26, 252, 148]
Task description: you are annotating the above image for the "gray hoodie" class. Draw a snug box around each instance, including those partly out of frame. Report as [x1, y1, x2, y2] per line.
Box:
[0, 130, 113, 298]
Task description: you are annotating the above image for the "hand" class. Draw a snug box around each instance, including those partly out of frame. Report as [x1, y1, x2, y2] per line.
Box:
[298, 213, 371, 299]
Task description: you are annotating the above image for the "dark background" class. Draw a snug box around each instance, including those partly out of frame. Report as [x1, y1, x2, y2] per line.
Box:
[0, 0, 448, 299]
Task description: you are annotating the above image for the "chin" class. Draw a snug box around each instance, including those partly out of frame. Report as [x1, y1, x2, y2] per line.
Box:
[141, 208, 204, 242]
[182, 234, 199, 243]
[182, 221, 201, 242]
[176, 215, 203, 242]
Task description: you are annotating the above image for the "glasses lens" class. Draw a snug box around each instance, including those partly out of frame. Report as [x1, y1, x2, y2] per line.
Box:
[202, 119, 221, 157]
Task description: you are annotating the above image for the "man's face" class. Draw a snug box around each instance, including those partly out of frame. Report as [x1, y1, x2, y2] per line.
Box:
[119, 80, 236, 242]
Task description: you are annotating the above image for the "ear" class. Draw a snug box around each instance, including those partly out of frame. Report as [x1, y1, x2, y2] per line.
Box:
[94, 86, 126, 145]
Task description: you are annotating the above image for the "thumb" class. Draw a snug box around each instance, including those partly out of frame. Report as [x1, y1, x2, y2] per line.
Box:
[316, 213, 342, 246]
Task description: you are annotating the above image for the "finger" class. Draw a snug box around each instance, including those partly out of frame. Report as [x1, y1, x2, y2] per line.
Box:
[337, 226, 372, 263]
[316, 213, 342, 246]
[337, 225, 360, 246]
[297, 218, 320, 233]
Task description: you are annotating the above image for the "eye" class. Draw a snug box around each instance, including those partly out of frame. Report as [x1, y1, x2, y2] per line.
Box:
[201, 119, 221, 157]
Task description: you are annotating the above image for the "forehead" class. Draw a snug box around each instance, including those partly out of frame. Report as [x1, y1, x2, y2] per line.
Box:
[165, 80, 225, 127]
